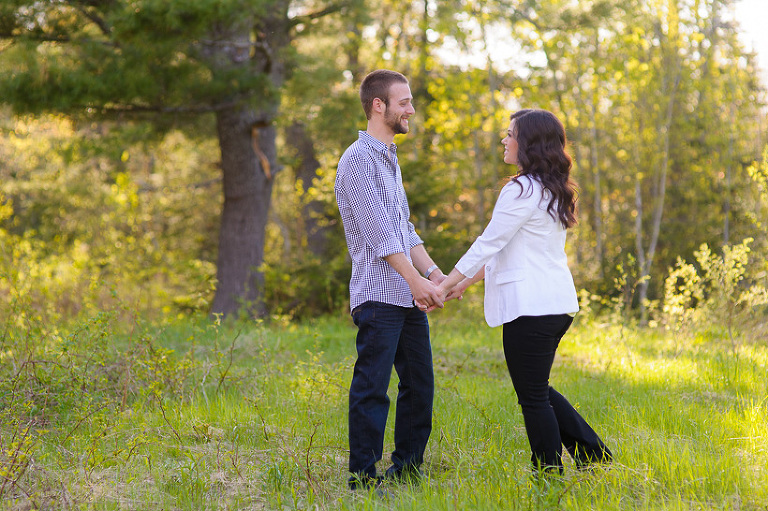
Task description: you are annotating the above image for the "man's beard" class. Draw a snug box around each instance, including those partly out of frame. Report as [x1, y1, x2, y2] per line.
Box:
[385, 109, 408, 135]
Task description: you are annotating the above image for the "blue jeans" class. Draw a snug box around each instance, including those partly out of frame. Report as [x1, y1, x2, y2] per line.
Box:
[503, 314, 612, 472]
[348, 301, 434, 481]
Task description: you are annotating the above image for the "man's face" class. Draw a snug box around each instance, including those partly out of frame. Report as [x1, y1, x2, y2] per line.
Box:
[383, 82, 415, 135]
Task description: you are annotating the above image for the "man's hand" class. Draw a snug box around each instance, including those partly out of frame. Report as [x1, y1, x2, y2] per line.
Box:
[433, 267, 479, 308]
[384, 252, 444, 312]
[430, 272, 447, 285]
[411, 277, 444, 312]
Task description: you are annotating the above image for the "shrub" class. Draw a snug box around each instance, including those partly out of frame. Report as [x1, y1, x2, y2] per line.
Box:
[662, 238, 768, 346]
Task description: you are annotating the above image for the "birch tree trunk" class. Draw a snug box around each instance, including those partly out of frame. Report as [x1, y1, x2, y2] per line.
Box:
[635, 70, 681, 324]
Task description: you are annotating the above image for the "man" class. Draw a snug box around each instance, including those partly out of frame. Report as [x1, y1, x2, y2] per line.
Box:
[335, 69, 445, 490]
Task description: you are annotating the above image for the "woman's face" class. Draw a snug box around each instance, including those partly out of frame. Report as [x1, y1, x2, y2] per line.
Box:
[502, 120, 519, 166]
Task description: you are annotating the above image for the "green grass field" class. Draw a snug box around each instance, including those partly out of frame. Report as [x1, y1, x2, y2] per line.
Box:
[2, 298, 766, 510]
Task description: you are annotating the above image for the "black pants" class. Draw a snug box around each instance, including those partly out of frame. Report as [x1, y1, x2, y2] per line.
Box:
[503, 314, 611, 472]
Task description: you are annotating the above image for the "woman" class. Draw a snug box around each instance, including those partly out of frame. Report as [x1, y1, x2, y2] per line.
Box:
[437, 109, 612, 475]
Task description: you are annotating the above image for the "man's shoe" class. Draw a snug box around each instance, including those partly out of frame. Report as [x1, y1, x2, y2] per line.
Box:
[384, 464, 424, 484]
[348, 474, 383, 491]
[349, 474, 394, 499]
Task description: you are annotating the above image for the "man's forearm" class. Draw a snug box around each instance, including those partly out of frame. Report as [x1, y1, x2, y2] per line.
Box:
[410, 244, 444, 282]
[384, 251, 443, 309]
[383, 252, 422, 286]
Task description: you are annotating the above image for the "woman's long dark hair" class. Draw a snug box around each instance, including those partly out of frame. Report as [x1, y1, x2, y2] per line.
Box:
[509, 109, 578, 229]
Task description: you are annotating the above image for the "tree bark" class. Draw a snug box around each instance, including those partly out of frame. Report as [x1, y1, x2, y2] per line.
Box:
[287, 121, 329, 257]
[589, 32, 604, 276]
[636, 72, 680, 324]
[589, 93, 604, 278]
[210, 108, 276, 318]
[205, 4, 290, 319]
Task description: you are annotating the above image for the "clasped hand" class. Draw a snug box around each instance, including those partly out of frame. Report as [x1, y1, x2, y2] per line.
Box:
[413, 276, 465, 313]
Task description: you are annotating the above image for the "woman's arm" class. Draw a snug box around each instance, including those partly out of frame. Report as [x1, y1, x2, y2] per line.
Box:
[438, 266, 485, 302]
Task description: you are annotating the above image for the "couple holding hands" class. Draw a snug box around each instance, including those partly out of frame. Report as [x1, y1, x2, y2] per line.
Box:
[334, 69, 612, 491]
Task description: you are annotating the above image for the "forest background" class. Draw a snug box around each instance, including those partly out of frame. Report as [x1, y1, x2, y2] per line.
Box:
[1, 0, 768, 328]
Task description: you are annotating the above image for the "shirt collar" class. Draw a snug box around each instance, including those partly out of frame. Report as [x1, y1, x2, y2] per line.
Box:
[359, 130, 397, 156]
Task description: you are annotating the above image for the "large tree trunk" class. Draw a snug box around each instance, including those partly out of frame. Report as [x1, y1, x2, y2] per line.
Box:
[205, 5, 289, 319]
[210, 108, 276, 318]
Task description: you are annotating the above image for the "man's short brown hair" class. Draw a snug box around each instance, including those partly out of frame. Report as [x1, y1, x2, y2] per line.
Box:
[360, 70, 409, 120]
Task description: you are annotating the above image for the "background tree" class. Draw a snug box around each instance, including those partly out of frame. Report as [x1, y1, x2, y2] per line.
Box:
[1, 0, 765, 322]
[496, 0, 765, 312]
[0, 0, 359, 319]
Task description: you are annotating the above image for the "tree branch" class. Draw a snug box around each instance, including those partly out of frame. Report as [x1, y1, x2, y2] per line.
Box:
[68, 2, 113, 37]
[288, 1, 350, 29]
[96, 97, 250, 115]
[0, 32, 71, 43]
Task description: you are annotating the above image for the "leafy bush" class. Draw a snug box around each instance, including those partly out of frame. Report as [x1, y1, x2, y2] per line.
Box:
[0, 298, 241, 500]
[662, 238, 768, 346]
[0, 116, 220, 323]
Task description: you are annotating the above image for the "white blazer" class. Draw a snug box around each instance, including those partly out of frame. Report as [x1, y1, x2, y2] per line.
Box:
[454, 175, 579, 328]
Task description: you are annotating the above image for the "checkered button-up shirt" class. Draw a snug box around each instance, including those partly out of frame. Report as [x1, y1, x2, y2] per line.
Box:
[335, 131, 423, 311]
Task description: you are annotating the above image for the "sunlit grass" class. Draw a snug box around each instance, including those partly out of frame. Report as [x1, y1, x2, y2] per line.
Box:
[2, 300, 766, 509]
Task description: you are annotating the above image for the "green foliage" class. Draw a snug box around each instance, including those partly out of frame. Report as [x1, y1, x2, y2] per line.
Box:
[0, 114, 219, 322]
[663, 238, 768, 347]
[744, 147, 768, 254]
[2, 2, 767, 506]
[499, 0, 767, 306]
[0, 0, 276, 113]
[262, 251, 351, 319]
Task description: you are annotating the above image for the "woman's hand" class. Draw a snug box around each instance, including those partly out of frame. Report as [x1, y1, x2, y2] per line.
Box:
[446, 280, 468, 301]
